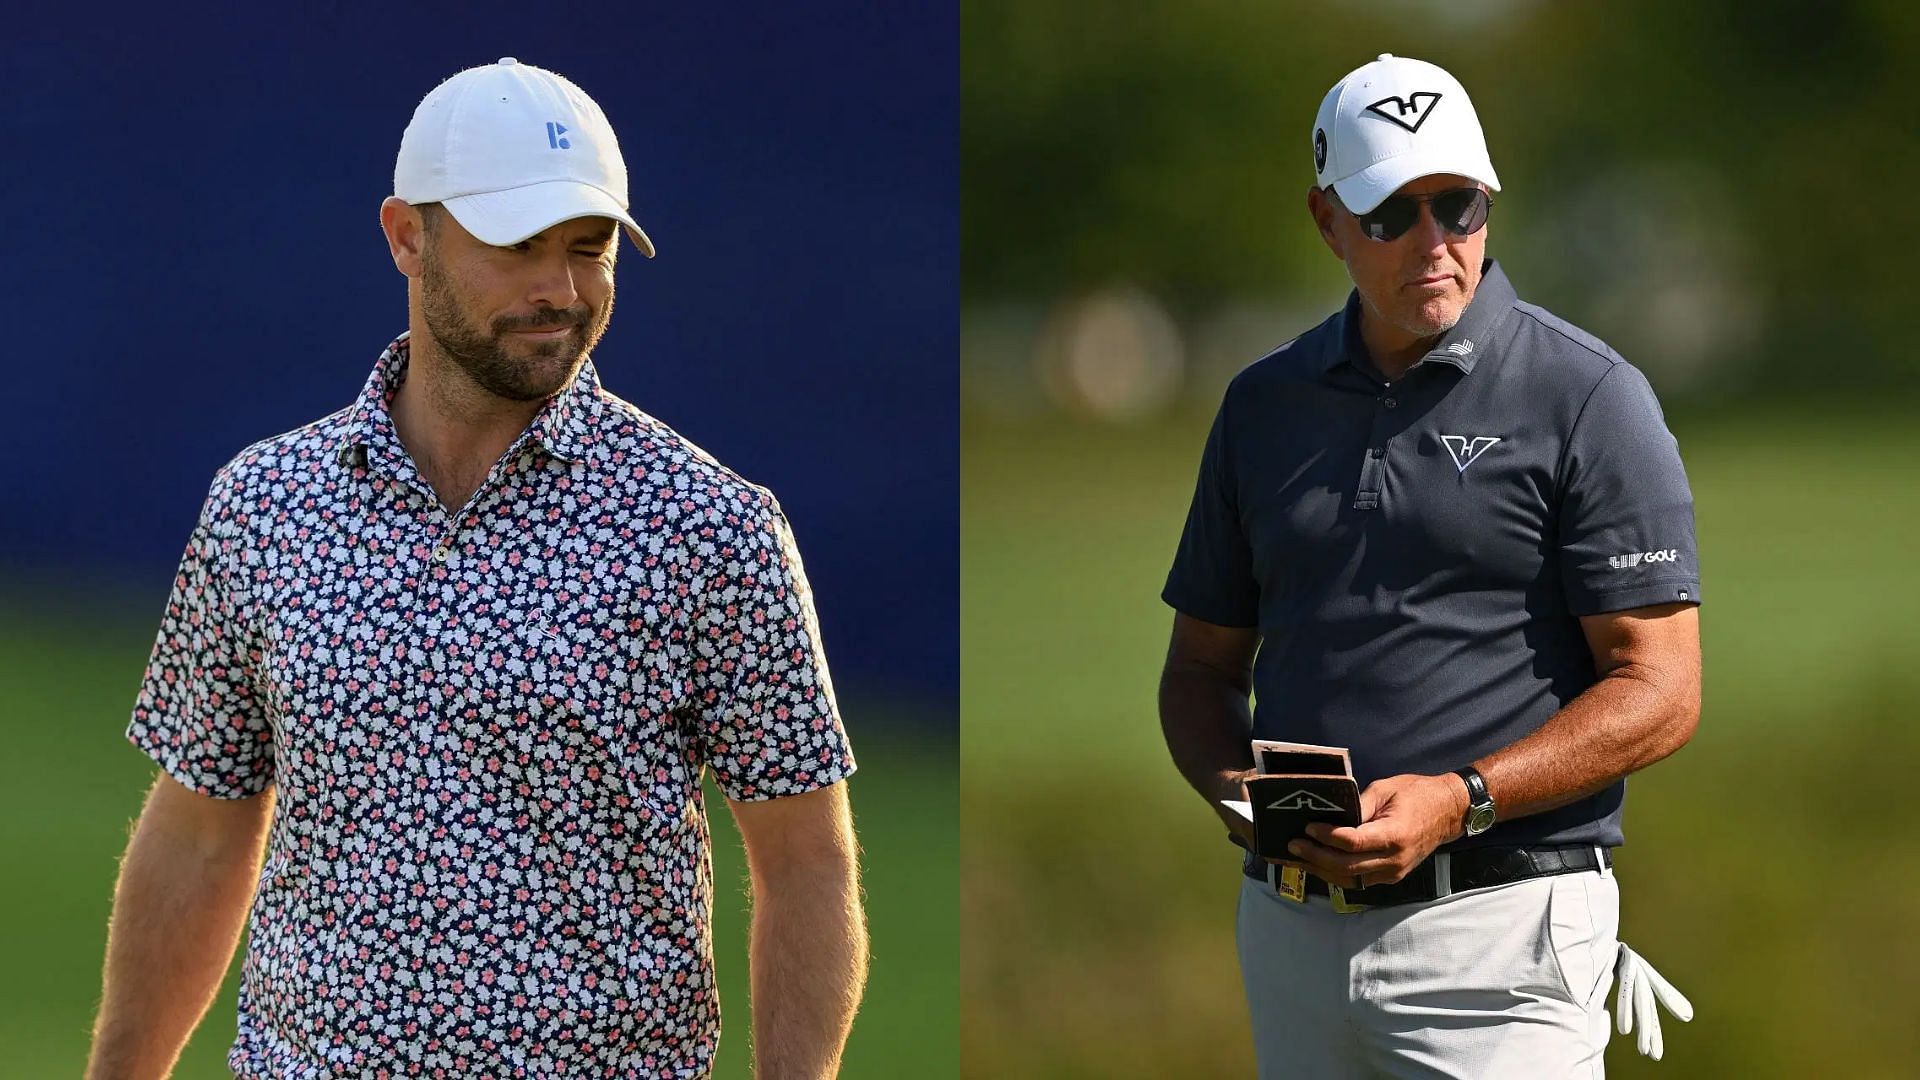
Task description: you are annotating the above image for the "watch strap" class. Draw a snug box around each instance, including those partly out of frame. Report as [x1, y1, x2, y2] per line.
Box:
[1454, 766, 1494, 833]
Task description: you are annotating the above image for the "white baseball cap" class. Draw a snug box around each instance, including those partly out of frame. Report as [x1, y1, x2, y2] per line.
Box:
[1311, 54, 1499, 215]
[395, 57, 655, 258]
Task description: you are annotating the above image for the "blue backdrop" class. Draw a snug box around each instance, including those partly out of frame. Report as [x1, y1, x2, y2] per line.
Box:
[0, 6, 956, 714]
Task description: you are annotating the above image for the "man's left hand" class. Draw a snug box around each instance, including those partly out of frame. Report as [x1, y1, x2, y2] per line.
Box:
[1286, 773, 1469, 889]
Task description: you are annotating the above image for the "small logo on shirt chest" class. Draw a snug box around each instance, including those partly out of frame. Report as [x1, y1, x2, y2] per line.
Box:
[1439, 434, 1502, 473]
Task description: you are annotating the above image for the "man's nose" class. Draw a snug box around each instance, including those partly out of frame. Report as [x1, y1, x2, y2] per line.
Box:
[1405, 201, 1450, 253]
[525, 248, 580, 311]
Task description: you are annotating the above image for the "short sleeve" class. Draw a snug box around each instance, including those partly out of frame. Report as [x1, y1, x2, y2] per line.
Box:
[690, 494, 855, 801]
[1162, 391, 1259, 627]
[126, 476, 275, 797]
[1557, 362, 1702, 615]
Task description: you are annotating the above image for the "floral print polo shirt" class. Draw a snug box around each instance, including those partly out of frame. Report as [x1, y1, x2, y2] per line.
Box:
[127, 332, 855, 1078]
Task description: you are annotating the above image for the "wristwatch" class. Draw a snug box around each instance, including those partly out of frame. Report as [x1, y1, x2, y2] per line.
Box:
[1454, 766, 1496, 837]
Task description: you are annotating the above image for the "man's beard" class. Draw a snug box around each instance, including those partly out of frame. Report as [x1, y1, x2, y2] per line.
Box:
[418, 246, 614, 402]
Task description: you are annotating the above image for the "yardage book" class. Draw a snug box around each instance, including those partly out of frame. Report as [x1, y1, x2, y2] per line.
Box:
[1222, 740, 1362, 860]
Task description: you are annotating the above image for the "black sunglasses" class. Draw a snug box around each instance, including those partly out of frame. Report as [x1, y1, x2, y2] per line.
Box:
[1353, 188, 1493, 242]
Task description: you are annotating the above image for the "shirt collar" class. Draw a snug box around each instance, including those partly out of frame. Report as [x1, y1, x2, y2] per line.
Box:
[335, 331, 599, 469]
[533, 358, 598, 463]
[1322, 258, 1519, 377]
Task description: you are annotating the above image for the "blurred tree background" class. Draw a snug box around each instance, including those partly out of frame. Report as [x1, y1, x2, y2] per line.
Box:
[962, 2, 1920, 1077]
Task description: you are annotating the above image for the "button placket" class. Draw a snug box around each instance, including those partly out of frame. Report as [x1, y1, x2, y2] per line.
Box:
[398, 499, 457, 724]
[1354, 381, 1398, 511]
[1354, 446, 1385, 511]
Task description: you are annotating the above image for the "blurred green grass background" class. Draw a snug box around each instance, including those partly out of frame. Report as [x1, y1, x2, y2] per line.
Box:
[0, 610, 954, 1079]
[961, 407, 1920, 1078]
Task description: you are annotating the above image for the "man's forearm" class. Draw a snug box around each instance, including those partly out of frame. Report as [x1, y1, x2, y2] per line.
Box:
[1159, 661, 1258, 818]
[1477, 659, 1700, 822]
[748, 851, 867, 1079]
[87, 815, 264, 1079]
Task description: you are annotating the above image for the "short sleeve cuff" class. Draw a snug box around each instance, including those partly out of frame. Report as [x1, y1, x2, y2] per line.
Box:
[711, 748, 857, 803]
[1161, 580, 1259, 629]
[1564, 578, 1702, 617]
[125, 720, 274, 799]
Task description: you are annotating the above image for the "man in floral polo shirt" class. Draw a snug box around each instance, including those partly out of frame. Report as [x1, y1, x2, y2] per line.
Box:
[87, 59, 864, 1079]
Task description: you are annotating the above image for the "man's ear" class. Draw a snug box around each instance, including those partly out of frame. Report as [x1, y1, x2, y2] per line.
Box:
[1306, 185, 1345, 260]
[380, 196, 428, 279]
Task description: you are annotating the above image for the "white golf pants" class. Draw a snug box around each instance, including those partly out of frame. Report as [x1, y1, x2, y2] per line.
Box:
[1237, 868, 1619, 1078]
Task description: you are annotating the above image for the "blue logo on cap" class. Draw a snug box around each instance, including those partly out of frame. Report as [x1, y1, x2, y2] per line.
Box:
[546, 121, 571, 149]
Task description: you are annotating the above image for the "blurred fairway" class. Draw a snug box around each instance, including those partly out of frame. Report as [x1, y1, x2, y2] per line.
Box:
[0, 610, 955, 1079]
[962, 405, 1920, 1078]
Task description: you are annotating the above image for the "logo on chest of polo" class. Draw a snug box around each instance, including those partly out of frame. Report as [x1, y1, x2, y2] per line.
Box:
[1439, 434, 1502, 473]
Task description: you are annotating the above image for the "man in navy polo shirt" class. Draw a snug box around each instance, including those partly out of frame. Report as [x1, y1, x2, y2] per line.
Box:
[1160, 54, 1699, 1076]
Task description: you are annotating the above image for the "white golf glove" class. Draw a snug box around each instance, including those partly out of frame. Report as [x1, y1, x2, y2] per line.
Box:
[1614, 942, 1694, 1060]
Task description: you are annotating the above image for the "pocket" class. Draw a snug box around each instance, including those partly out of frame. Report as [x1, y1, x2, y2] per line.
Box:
[1545, 872, 1606, 1007]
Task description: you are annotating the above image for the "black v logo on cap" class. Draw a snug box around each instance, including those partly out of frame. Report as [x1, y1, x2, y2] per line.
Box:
[1365, 92, 1443, 133]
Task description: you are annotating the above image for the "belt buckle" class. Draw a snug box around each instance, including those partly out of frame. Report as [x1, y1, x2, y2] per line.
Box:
[1327, 884, 1370, 914]
[1274, 864, 1307, 903]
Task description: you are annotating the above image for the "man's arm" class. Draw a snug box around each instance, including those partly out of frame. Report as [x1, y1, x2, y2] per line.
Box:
[87, 773, 274, 1080]
[1157, 612, 1263, 847]
[727, 780, 866, 1080]
[1476, 602, 1701, 819]
[1292, 602, 1701, 887]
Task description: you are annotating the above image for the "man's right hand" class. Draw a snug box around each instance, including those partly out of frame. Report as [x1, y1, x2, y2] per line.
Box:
[1208, 768, 1262, 851]
[1211, 770, 1326, 883]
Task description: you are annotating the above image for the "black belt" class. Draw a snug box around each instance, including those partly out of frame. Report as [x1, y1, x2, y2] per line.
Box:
[1243, 843, 1612, 910]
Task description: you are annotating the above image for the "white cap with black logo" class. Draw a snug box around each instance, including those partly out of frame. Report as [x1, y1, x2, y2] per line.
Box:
[1311, 54, 1500, 215]
[395, 57, 656, 258]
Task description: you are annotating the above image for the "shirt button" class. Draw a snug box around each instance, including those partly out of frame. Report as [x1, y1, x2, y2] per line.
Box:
[1383, 397, 1398, 409]
[432, 543, 450, 563]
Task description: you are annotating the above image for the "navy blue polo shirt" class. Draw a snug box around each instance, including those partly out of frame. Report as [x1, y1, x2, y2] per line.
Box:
[1163, 260, 1700, 850]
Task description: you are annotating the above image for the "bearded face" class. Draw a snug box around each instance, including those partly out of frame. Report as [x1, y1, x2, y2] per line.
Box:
[415, 210, 618, 402]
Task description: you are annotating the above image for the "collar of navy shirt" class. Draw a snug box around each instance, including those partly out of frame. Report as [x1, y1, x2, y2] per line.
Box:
[1323, 258, 1520, 383]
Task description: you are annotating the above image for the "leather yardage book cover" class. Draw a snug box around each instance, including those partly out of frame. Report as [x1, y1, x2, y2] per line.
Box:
[1243, 740, 1361, 860]
[1245, 775, 1361, 859]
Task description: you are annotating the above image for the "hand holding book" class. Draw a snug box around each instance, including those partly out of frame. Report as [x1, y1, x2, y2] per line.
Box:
[1221, 740, 1362, 862]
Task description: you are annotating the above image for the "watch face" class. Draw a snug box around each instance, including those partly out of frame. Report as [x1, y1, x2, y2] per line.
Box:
[1467, 804, 1497, 835]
